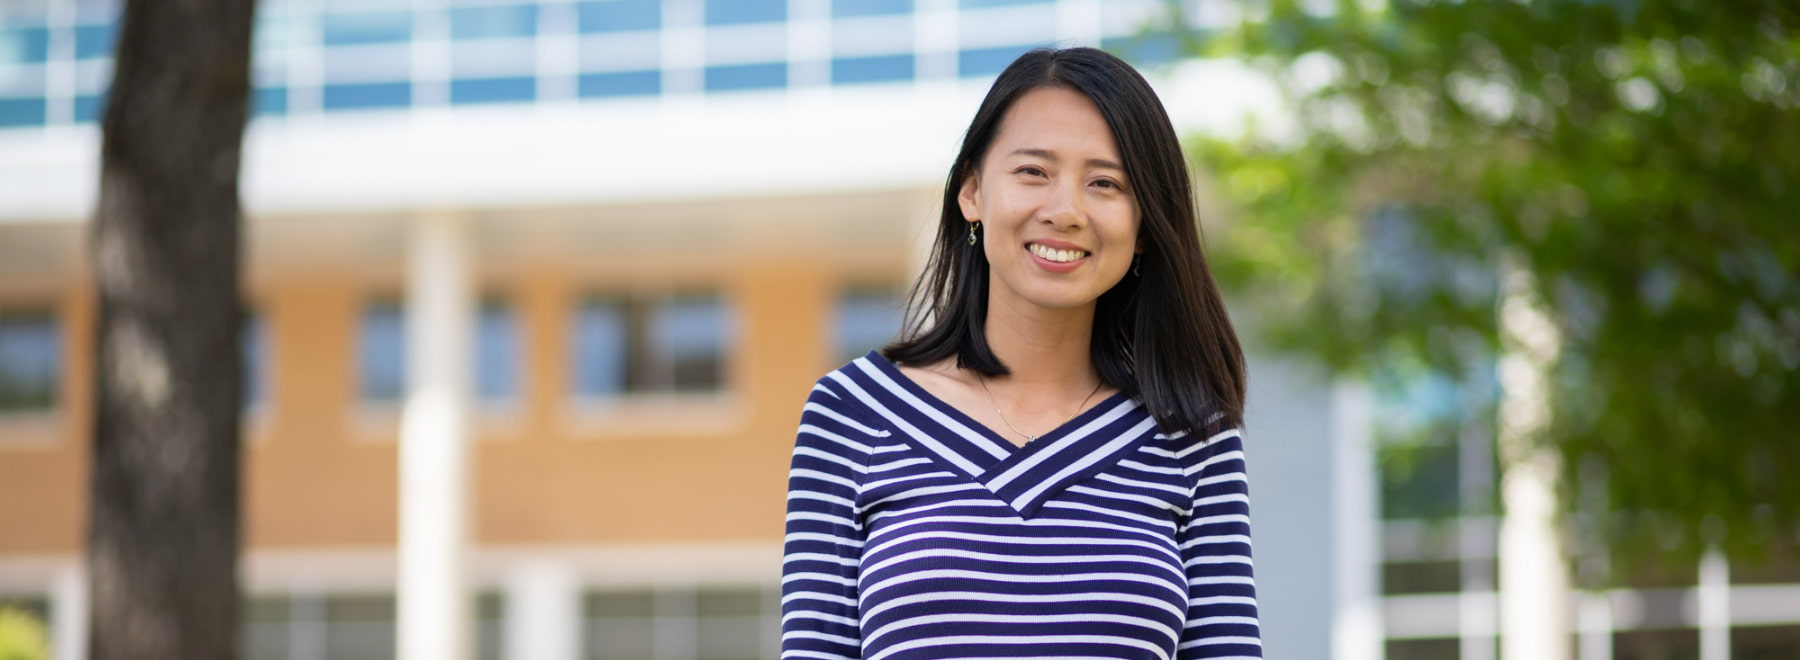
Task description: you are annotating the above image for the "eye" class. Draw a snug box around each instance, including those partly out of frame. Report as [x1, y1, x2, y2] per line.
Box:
[1093, 178, 1124, 190]
[1015, 165, 1047, 178]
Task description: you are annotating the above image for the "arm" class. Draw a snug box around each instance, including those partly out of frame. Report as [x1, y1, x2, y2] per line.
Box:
[1176, 427, 1263, 660]
[780, 384, 870, 659]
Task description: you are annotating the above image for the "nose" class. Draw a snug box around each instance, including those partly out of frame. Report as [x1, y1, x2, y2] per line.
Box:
[1039, 178, 1087, 230]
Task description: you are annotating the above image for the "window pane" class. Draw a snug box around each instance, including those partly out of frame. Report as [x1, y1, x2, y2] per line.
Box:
[584, 591, 655, 660]
[244, 310, 265, 408]
[0, 311, 58, 412]
[325, 594, 395, 660]
[74, 93, 106, 123]
[323, 81, 412, 111]
[322, 10, 413, 46]
[653, 294, 729, 392]
[832, 0, 913, 18]
[450, 4, 538, 40]
[831, 54, 913, 85]
[0, 98, 47, 129]
[577, 70, 660, 98]
[833, 290, 901, 365]
[958, 43, 1046, 78]
[73, 22, 118, 59]
[451, 76, 536, 105]
[476, 591, 505, 660]
[1378, 442, 1460, 520]
[242, 595, 292, 660]
[359, 301, 405, 402]
[573, 298, 628, 397]
[476, 300, 518, 402]
[0, 26, 50, 64]
[959, 0, 1051, 7]
[576, 0, 662, 33]
[705, 0, 785, 26]
[704, 62, 786, 93]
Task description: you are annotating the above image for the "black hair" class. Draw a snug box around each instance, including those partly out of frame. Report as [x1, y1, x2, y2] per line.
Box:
[881, 46, 1246, 435]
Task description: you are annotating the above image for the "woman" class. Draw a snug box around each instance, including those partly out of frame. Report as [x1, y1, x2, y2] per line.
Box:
[782, 47, 1259, 660]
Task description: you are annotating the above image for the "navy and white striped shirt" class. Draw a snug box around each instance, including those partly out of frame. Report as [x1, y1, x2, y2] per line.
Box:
[782, 352, 1261, 660]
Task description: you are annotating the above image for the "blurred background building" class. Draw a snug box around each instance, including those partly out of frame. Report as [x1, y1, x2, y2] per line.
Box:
[1, 1, 1796, 659]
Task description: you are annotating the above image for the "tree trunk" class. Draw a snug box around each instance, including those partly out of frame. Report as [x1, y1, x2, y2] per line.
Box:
[87, 1, 256, 659]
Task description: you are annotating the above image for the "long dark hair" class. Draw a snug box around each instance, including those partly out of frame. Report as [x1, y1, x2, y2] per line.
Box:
[881, 47, 1246, 436]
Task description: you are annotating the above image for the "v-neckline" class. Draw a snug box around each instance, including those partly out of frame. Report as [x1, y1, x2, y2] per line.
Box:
[861, 350, 1130, 456]
[850, 351, 1161, 519]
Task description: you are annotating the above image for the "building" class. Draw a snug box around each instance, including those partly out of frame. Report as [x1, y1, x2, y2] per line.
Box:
[3, 1, 1796, 659]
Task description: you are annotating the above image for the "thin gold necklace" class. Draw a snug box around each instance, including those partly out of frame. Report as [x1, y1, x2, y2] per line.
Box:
[976, 373, 1105, 443]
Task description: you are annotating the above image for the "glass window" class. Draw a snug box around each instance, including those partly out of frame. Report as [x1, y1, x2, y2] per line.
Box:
[321, 10, 413, 47]
[0, 98, 46, 129]
[694, 587, 771, 660]
[584, 591, 655, 660]
[242, 595, 291, 660]
[0, 26, 50, 64]
[325, 594, 395, 660]
[576, 0, 661, 33]
[833, 0, 913, 18]
[475, 592, 505, 660]
[1378, 442, 1460, 520]
[73, 22, 118, 59]
[323, 81, 411, 111]
[831, 54, 913, 85]
[833, 289, 901, 366]
[654, 294, 730, 392]
[451, 76, 536, 105]
[959, 0, 1051, 7]
[704, 62, 786, 93]
[243, 310, 266, 409]
[450, 4, 538, 40]
[74, 93, 107, 123]
[705, 0, 785, 26]
[958, 43, 1046, 78]
[475, 299, 519, 402]
[572, 297, 629, 398]
[1102, 32, 1184, 67]
[571, 292, 732, 398]
[253, 86, 287, 117]
[0, 311, 58, 413]
[578, 70, 660, 98]
[584, 586, 775, 660]
[358, 300, 405, 403]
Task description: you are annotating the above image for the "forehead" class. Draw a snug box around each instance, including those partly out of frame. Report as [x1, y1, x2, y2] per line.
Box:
[990, 86, 1121, 160]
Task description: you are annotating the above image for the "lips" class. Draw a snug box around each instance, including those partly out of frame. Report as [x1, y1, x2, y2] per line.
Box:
[1027, 242, 1089, 263]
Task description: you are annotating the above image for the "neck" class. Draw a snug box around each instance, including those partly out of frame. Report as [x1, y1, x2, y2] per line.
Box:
[981, 296, 1099, 392]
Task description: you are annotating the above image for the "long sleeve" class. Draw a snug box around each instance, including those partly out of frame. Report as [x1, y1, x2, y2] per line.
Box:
[780, 383, 873, 659]
[1175, 426, 1263, 659]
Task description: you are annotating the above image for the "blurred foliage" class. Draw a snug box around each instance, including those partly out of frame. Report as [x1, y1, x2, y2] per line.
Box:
[1181, 0, 1800, 573]
[0, 608, 48, 660]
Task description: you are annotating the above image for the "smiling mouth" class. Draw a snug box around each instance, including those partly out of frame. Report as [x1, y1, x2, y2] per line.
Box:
[1028, 243, 1090, 263]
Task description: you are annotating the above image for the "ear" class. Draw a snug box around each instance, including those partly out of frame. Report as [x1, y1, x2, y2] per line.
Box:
[957, 171, 981, 224]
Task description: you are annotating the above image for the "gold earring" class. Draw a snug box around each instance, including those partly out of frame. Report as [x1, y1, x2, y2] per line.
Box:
[968, 220, 980, 246]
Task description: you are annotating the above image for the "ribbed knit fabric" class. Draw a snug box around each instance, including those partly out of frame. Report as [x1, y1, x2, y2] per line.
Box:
[782, 352, 1261, 660]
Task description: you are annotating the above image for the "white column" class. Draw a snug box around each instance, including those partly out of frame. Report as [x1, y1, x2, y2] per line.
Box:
[1698, 548, 1730, 660]
[1576, 592, 1612, 660]
[1497, 255, 1569, 660]
[1330, 381, 1382, 660]
[398, 212, 475, 660]
[50, 565, 85, 660]
[504, 561, 581, 660]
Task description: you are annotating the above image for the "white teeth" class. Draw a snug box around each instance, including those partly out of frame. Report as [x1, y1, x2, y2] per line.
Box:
[1029, 243, 1087, 263]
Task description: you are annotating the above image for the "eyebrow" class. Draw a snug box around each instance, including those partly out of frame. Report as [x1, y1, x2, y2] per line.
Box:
[1009, 148, 1124, 172]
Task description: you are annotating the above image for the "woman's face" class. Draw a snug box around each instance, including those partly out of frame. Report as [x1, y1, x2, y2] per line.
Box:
[959, 86, 1141, 316]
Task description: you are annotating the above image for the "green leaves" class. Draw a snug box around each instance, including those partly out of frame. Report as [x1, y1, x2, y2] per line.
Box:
[1185, 0, 1800, 572]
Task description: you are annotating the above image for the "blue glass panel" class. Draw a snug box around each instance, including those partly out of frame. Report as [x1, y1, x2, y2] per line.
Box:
[254, 86, 287, 117]
[451, 77, 536, 105]
[576, 0, 661, 33]
[958, 43, 1045, 78]
[705, 0, 784, 26]
[74, 23, 118, 59]
[959, 0, 1051, 7]
[451, 4, 538, 40]
[243, 312, 264, 408]
[832, 291, 901, 365]
[1102, 33, 1183, 66]
[832, 0, 913, 17]
[359, 301, 405, 402]
[323, 82, 411, 111]
[572, 299, 627, 397]
[577, 70, 660, 97]
[322, 10, 413, 46]
[0, 27, 51, 64]
[0, 98, 46, 128]
[652, 295, 729, 392]
[704, 62, 786, 93]
[0, 312, 59, 412]
[74, 94, 107, 123]
[831, 54, 912, 85]
[476, 302, 517, 402]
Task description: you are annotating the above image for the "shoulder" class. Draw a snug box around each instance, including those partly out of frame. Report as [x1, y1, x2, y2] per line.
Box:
[797, 354, 896, 444]
[1169, 411, 1248, 478]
